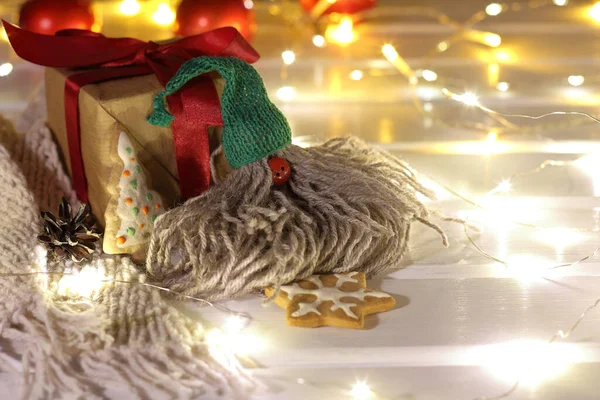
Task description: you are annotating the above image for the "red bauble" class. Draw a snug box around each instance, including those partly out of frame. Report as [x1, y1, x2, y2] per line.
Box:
[300, 0, 376, 15]
[176, 0, 256, 42]
[19, 0, 95, 35]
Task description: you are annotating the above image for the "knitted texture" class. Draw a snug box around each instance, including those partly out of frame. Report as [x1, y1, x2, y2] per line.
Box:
[0, 93, 258, 399]
[148, 56, 292, 169]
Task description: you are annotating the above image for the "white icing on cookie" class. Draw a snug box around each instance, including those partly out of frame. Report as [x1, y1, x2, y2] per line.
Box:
[114, 131, 166, 248]
[282, 273, 392, 319]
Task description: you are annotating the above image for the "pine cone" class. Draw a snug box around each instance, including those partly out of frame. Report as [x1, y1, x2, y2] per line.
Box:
[37, 197, 102, 263]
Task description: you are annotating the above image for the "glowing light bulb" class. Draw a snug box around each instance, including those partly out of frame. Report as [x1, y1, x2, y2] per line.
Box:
[496, 81, 510, 92]
[422, 69, 438, 82]
[481, 340, 581, 388]
[437, 41, 449, 52]
[349, 69, 364, 81]
[553, 0, 568, 5]
[483, 33, 502, 47]
[325, 16, 355, 45]
[281, 50, 296, 65]
[568, 75, 584, 86]
[351, 381, 373, 399]
[56, 266, 107, 298]
[461, 92, 479, 106]
[152, 3, 176, 25]
[486, 3, 503, 16]
[312, 34, 326, 47]
[0, 63, 13, 77]
[119, 0, 141, 16]
[590, 2, 600, 21]
[277, 86, 296, 102]
[225, 315, 247, 334]
[244, 0, 254, 9]
[497, 180, 511, 193]
[382, 44, 398, 61]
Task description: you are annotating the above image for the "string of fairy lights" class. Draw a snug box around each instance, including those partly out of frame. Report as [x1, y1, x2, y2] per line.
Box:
[2, 0, 600, 399]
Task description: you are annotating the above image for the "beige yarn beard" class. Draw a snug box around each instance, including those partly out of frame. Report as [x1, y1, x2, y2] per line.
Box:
[146, 137, 447, 300]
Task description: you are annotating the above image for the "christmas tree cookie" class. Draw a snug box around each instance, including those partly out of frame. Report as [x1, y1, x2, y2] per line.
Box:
[103, 130, 165, 255]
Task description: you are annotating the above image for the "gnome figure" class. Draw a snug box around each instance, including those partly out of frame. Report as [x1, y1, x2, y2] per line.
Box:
[146, 56, 447, 300]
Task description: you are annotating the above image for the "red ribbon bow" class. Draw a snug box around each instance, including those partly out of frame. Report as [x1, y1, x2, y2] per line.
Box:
[2, 21, 259, 203]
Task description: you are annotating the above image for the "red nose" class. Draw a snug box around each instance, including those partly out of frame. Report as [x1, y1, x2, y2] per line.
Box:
[268, 157, 291, 185]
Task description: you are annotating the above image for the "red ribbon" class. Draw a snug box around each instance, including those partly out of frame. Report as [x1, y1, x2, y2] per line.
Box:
[2, 21, 259, 203]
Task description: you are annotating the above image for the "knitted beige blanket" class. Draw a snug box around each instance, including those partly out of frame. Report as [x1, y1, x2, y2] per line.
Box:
[0, 93, 256, 399]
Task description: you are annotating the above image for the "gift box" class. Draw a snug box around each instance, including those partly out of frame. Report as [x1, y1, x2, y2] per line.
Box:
[45, 67, 225, 222]
[4, 21, 259, 256]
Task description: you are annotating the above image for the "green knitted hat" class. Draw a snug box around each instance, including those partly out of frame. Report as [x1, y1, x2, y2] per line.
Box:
[147, 56, 292, 169]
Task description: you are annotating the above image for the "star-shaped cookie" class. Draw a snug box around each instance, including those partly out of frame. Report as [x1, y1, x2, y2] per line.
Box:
[265, 272, 396, 329]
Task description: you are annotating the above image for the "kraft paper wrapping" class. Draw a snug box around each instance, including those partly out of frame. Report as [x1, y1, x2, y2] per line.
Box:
[45, 68, 225, 255]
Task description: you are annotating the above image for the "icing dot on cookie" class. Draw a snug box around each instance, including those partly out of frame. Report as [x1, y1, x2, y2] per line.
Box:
[117, 236, 126, 245]
[134, 165, 141, 174]
[139, 224, 145, 229]
[125, 147, 132, 154]
[127, 227, 136, 237]
[125, 198, 133, 205]
[155, 204, 161, 209]
[151, 215, 157, 223]
[132, 207, 139, 216]
[123, 170, 131, 177]
[130, 179, 137, 190]
[146, 193, 153, 201]
[142, 206, 149, 214]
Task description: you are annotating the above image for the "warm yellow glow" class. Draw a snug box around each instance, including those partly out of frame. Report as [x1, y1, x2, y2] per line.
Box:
[497, 180, 511, 193]
[152, 3, 176, 25]
[494, 50, 513, 63]
[205, 328, 266, 357]
[484, 33, 502, 47]
[422, 69, 438, 82]
[423, 102, 433, 112]
[485, 3, 503, 16]
[277, 86, 296, 102]
[56, 266, 107, 298]
[312, 34, 326, 47]
[502, 255, 553, 282]
[350, 69, 364, 81]
[496, 81, 510, 92]
[535, 228, 585, 254]
[225, 315, 247, 334]
[378, 118, 394, 144]
[481, 340, 581, 388]
[325, 16, 356, 45]
[0, 63, 13, 77]
[488, 63, 499, 86]
[281, 50, 296, 65]
[590, 3, 600, 22]
[1, 27, 8, 42]
[119, 0, 141, 16]
[483, 131, 500, 156]
[382, 44, 414, 79]
[568, 75, 585, 87]
[351, 381, 373, 399]
[553, 0, 568, 5]
[437, 41, 449, 52]
[464, 30, 502, 47]
[455, 92, 479, 106]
